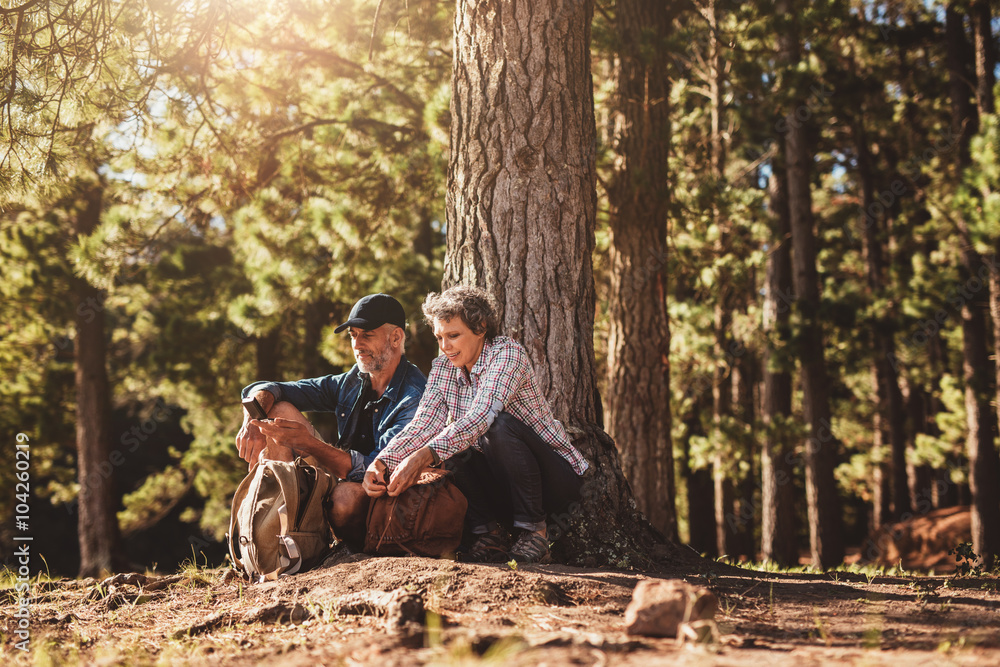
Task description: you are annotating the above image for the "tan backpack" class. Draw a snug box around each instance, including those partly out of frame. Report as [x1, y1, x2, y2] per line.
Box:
[227, 458, 335, 581]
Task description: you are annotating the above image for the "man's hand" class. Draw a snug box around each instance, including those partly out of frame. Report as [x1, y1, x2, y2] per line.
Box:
[362, 459, 390, 498]
[252, 418, 324, 456]
[236, 391, 275, 469]
[386, 446, 435, 497]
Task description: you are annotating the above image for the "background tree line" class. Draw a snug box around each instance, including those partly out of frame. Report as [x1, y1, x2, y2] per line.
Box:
[1, 0, 998, 576]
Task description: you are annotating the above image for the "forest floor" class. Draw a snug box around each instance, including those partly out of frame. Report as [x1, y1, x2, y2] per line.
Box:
[3, 547, 999, 666]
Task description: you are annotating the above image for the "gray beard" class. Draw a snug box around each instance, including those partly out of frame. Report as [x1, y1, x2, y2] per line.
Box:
[357, 344, 392, 374]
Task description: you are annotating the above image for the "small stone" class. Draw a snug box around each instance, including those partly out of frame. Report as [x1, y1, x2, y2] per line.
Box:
[624, 579, 717, 638]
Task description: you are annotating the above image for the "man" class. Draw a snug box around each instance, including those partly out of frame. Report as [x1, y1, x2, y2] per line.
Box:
[235, 293, 426, 545]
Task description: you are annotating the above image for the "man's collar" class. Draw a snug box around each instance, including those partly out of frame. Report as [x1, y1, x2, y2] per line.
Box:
[381, 354, 410, 398]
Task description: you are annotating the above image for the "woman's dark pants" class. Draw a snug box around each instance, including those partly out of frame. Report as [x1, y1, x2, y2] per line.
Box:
[446, 412, 583, 534]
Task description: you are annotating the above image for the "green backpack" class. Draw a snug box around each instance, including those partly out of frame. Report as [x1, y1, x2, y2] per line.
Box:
[227, 458, 335, 581]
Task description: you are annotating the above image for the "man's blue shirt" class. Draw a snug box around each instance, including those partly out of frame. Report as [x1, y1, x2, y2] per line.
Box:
[242, 355, 426, 481]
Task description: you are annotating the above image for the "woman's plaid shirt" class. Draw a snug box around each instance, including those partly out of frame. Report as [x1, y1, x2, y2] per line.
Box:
[375, 336, 589, 475]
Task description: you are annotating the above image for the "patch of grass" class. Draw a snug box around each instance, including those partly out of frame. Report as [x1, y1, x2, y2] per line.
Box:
[434, 635, 526, 665]
[862, 623, 882, 649]
[829, 561, 923, 579]
[938, 635, 971, 653]
[717, 596, 738, 616]
[303, 596, 336, 623]
[863, 604, 884, 649]
[0, 556, 58, 597]
[426, 609, 444, 648]
[811, 606, 831, 647]
[32, 637, 78, 667]
[714, 558, 815, 575]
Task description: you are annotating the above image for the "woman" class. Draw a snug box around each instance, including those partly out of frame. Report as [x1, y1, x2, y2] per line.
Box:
[362, 286, 589, 563]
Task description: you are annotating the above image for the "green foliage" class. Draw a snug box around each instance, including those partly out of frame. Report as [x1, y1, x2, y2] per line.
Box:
[0, 0, 450, 569]
[5, 0, 1000, 572]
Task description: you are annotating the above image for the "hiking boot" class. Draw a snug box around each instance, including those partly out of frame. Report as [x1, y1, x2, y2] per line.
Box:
[465, 530, 510, 563]
[510, 530, 551, 564]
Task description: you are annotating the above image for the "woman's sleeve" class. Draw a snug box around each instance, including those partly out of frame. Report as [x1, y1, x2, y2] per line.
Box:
[375, 362, 450, 471]
[426, 341, 528, 460]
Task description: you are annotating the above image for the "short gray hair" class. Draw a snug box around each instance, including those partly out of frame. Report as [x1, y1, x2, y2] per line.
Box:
[422, 286, 499, 342]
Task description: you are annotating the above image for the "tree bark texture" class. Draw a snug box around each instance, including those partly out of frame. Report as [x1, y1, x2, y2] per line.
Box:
[447, 0, 597, 427]
[74, 184, 122, 578]
[605, 0, 675, 541]
[777, 0, 844, 568]
[947, 2, 1000, 567]
[446, 0, 670, 565]
[761, 160, 798, 566]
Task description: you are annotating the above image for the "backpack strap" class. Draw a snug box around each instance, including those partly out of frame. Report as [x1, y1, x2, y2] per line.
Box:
[260, 458, 313, 578]
[227, 460, 261, 577]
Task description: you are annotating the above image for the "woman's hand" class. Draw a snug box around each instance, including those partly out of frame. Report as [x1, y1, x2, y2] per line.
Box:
[386, 446, 435, 497]
[362, 460, 390, 498]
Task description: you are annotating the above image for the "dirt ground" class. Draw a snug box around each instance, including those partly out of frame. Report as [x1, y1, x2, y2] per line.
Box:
[3, 550, 999, 666]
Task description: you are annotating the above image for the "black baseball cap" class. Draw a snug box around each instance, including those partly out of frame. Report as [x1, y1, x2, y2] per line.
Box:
[334, 294, 406, 333]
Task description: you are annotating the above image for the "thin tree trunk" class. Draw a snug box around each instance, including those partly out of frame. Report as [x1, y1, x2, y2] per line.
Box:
[972, 1, 1000, 550]
[303, 300, 334, 378]
[680, 393, 717, 556]
[732, 350, 757, 559]
[904, 384, 933, 512]
[74, 183, 122, 578]
[605, 0, 676, 540]
[446, 0, 667, 564]
[947, 2, 1000, 567]
[871, 456, 890, 532]
[713, 303, 736, 557]
[700, 0, 738, 558]
[853, 121, 911, 520]
[776, 0, 844, 568]
[972, 0, 995, 118]
[928, 320, 958, 509]
[255, 329, 280, 381]
[894, 27, 952, 515]
[761, 160, 798, 566]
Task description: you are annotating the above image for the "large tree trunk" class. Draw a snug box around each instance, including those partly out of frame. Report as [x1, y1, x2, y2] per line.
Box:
[948, 2, 1000, 567]
[74, 183, 122, 578]
[761, 158, 798, 566]
[446, 0, 665, 564]
[604, 0, 676, 540]
[776, 0, 844, 568]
